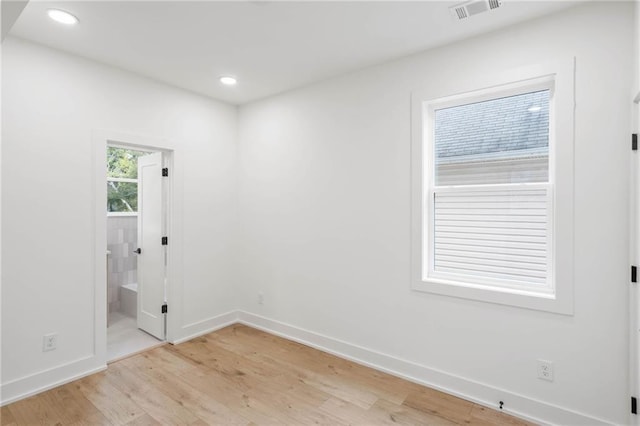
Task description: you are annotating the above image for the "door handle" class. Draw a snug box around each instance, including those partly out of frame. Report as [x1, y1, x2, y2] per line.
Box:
[133, 248, 141, 254]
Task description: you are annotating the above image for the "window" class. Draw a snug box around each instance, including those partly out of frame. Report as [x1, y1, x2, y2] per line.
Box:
[107, 147, 145, 214]
[411, 60, 575, 314]
[429, 84, 553, 295]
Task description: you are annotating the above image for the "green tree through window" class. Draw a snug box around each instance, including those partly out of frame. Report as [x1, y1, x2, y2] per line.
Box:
[107, 147, 146, 213]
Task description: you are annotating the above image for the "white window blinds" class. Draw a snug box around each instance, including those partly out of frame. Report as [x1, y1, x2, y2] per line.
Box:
[432, 184, 551, 290]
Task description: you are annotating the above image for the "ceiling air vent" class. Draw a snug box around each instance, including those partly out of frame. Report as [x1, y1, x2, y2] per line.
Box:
[450, 0, 502, 20]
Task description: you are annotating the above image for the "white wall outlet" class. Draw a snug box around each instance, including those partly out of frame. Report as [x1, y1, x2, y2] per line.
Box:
[258, 292, 264, 305]
[43, 333, 57, 352]
[537, 359, 553, 381]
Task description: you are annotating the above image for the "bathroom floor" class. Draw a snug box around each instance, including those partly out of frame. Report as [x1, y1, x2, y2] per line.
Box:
[107, 311, 163, 362]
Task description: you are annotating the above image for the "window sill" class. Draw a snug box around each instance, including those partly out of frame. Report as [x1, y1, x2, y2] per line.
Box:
[107, 212, 138, 217]
[412, 278, 572, 315]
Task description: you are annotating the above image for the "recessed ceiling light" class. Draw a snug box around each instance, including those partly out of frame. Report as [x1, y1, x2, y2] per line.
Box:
[528, 106, 542, 112]
[219, 76, 237, 86]
[47, 9, 79, 25]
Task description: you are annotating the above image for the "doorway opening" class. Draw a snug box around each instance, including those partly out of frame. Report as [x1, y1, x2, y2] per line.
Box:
[106, 144, 169, 362]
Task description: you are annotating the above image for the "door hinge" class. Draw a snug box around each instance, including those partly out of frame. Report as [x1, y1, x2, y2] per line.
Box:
[162, 167, 169, 177]
[632, 266, 637, 283]
[162, 236, 168, 245]
[632, 396, 637, 414]
[161, 303, 168, 314]
[633, 134, 638, 151]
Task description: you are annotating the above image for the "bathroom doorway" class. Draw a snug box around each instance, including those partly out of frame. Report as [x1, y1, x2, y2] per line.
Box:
[106, 144, 168, 361]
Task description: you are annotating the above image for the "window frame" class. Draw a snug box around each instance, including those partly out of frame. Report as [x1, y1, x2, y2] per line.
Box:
[107, 174, 139, 216]
[410, 59, 575, 315]
[426, 78, 554, 295]
[106, 145, 150, 216]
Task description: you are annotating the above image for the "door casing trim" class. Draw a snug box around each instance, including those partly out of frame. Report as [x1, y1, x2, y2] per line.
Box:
[93, 130, 179, 366]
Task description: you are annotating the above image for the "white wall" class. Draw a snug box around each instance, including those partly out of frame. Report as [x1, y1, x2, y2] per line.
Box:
[1, 38, 238, 402]
[237, 3, 634, 424]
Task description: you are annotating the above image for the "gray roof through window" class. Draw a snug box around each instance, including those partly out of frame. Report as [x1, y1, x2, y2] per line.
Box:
[434, 90, 549, 164]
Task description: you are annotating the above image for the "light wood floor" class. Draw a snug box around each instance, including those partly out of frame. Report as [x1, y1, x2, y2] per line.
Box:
[1, 324, 535, 425]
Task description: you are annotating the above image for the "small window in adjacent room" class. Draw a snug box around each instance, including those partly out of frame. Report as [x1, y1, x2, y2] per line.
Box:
[411, 61, 575, 314]
[107, 147, 145, 215]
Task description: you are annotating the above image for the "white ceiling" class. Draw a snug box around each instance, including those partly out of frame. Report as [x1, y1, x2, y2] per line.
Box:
[9, 1, 580, 105]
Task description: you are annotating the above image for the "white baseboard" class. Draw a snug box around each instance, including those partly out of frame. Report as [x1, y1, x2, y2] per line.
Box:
[237, 310, 611, 426]
[1, 355, 106, 406]
[171, 310, 239, 344]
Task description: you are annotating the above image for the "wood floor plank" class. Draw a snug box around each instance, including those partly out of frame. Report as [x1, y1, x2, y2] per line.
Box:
[246, 348, 381, 410]
[318, 396, 407, 425]
[235, 339, 385, 410]
[123, 413, 161, 426]
[208, 325, 294, 357]
[120, 354, 250, 425]
[248, 346, 410, 406]
[371, 398, 458, 425]
[104, 362, 200, 425]
[2, 324, 537, 426]
[468, 404, 536, 426]
[403, 386, 476, 424]
[73, 372, 146, 425]
[137, 347, 201, 375]
[0, 405, 17, 426]
[169, 336, 280, 382]
[44, 382, 113, 425]
[298, 370, 380, 409]
[230, 325, 413, 406]
[143, 353, 287, 425]
[244, 375, 348, 425]
[6, 393, 66, 426]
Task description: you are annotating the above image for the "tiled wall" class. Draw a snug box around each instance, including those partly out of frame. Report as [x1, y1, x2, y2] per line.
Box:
[107, 216, 137, 313]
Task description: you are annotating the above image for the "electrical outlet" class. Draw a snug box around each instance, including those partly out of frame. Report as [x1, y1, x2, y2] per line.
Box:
[537, 359, 553, 381]
[258, 292, 264, 305]
[43, 333, 57, 352]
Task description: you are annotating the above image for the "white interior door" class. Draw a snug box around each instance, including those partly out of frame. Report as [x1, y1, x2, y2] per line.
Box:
[137, 152, 165, 339]
[632, 9, 640, 421]
[633, 125, 639, 423]
[632, 28, 640, 417]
